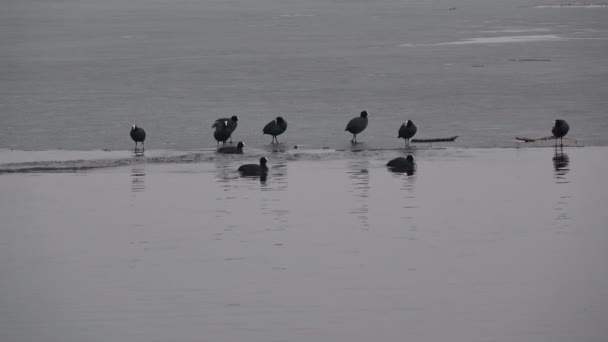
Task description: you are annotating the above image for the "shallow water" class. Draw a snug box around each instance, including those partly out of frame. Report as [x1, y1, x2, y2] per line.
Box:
[2, 1, 608, 340]
[2, 0, 608, 150]
[1, 147, 607, 342]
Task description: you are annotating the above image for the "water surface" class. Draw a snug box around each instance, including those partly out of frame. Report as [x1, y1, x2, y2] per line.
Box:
[1, 147, 607, 342]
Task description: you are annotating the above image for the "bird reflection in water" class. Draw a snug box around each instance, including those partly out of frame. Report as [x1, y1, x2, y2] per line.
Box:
[386, 155, 418, 223]
[388, 165, 416, 176]
[259, 162, 289, 233]
[260, 162, 288, 192]
[131, 167, 146, 193]
[214, 158, 240, 192]
[212, 158, 241, 223]
[239, 170, 268, 186]
[552, 149, 571, 229]
[347, 160, 370, 230]
[552, 149, 570, 183]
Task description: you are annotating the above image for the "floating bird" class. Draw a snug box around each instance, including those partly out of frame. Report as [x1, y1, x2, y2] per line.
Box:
[263, 116, 288, 144]
[212, 116, 238, 143]
[398, 120, 417, 146]
[387, 155, 415, 175]
[552, 119, 569, 147]
[238, 157, 268, 176]
[213, 120, 232, 146]
[130, 124, 146, 151]
[387, 155, 415, 168]
[218, 141, 245, 154]
[345, 111, 369, 144]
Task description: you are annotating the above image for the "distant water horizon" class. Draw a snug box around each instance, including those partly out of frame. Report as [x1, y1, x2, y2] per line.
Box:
[2, 0, 607, 151]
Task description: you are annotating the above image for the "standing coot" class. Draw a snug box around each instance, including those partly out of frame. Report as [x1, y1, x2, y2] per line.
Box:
[212, 116, 238, 143]
[238, 157, 268, 176]
[552, 119, 569, 147]
[398, 120, 417, 146]
[263, 116, 288, 144]
[218, 141, 245, 154]
[213, 120, 232, 146]
[130, 124, 146, 150]
[345, 111, 369, 144]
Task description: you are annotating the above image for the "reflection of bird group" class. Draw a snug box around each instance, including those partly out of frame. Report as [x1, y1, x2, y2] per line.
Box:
[130, 114, 570, 177]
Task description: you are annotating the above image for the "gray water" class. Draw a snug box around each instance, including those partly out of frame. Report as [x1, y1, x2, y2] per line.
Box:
[2, 0, 608, 151]
[1, 147, 608, 342]
[2, 3, 608, 341]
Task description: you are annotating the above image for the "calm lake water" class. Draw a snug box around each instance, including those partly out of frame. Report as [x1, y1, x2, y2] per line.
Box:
[2, 0, 608, 150]
[1, 146, 607, 342]
[2, 1, 608, 341]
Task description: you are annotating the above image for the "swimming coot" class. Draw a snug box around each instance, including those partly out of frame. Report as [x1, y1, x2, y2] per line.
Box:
[238, 157, 268, 176]
[387, 155, 415, 175]
[218, 141, 245, 154]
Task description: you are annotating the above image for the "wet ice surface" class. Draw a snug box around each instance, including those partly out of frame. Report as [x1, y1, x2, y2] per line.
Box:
[2, 0, 608, 150]
[1, 147, 607, 342]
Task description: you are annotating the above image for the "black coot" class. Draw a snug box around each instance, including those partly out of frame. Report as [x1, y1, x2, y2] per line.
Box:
[387, 155, 415, 175]
[552, 119, 569, 147]
[238, 157, 268, 176]
[213, 120, 232, 146]
[345, 111, 369, 144]
[398, 120, 417, 146]
[218, 141, 245, 154]
[263, 116, 288, 144]
[130, 124, 146, 150]
[212, 116, 238, 143]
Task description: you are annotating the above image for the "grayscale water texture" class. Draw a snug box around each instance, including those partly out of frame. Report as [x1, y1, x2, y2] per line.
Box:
[1, 147, 607, 342]
[2, 1, 608, 341]
[2, 0, 608, 150]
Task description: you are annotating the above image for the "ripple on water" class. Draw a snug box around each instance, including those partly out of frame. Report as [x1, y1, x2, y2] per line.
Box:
[130, 167, 146, 193]
[0, 146, 461, 174]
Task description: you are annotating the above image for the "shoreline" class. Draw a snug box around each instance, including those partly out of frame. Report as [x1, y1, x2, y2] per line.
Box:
[0, 144, 594, 174]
